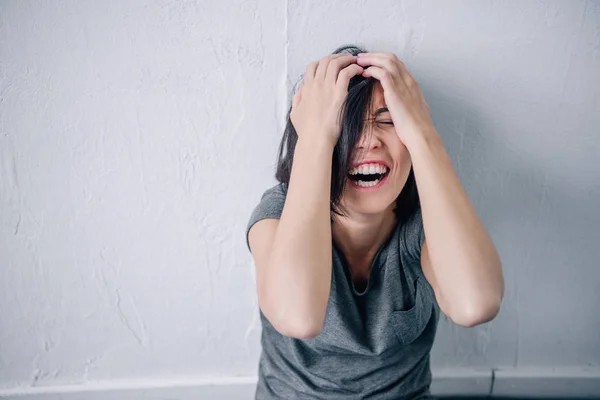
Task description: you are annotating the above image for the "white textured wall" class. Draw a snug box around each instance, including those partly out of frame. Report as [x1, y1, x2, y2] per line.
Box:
[1, 0, 599, 398]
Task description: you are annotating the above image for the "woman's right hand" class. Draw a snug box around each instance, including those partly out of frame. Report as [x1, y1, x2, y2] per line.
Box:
[290, 54, 364, 147]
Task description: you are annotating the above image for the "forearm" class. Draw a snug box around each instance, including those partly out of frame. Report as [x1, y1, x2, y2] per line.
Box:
[408, 130, 504, 321]
[262, 136, 334, 334]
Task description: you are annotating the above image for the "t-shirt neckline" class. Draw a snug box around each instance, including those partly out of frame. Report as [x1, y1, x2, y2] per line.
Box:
[332, 222, 399, 296]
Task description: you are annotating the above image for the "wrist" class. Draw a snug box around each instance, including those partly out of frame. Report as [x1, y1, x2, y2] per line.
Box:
[404, 126, 443, 155]
[296, 134, 337, 153]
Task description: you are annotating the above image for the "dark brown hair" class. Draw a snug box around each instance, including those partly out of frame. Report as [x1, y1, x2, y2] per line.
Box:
[275, 44, 419, 223]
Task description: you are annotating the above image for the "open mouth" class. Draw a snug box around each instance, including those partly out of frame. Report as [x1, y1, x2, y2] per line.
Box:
[347, 163, 390, 189]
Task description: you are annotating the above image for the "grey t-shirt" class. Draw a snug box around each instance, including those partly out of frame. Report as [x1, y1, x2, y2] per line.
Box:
[246, 183, 440, 399]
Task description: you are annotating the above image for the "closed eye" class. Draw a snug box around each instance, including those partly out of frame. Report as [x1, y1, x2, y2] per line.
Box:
[377, 121, 394, 125]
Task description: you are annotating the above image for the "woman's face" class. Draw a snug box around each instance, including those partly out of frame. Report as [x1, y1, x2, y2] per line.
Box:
[341, 82, 412, 217]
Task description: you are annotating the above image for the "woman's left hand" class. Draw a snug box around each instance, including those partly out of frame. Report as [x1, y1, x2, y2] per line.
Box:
[356, 52, 436, 147]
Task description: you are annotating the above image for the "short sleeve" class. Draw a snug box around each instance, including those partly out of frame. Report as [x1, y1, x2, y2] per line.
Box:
[245, 183, 288, 253]
[398, 207, 426, 264]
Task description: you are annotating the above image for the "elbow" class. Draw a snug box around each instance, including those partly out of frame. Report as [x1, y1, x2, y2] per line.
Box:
[257, 278, 330, 340]
[450, 294, 503, 328]
[450, 261, 505, 327]
[272, 315, 324, 339]
[277, 320, 323, 340]
[452, 308, 498, 328]
[259, 296, 326, 339]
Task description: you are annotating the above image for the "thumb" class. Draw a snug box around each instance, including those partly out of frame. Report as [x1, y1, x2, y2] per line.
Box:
[292, 83, 303, 109]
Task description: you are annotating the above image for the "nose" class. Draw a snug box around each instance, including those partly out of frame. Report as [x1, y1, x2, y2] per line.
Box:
[357, 131, 382, 150]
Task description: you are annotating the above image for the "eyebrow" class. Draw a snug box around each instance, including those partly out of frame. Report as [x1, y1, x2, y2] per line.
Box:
[372, 107, 390, 117]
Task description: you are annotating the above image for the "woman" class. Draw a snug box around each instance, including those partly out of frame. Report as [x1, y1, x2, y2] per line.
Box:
[245, 45, 504, 399]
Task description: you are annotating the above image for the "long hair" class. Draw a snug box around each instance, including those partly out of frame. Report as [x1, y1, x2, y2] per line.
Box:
[274, 44, 420, 224]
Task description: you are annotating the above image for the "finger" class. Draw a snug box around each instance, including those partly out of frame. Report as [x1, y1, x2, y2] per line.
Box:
[326, 55, 359, 84]
[357, 51, 405, 65]
[357, 53, 411, 87]
[356, 52, 399, 69]
[315, 53, 352, 81]
[292, 83, 303, 109]
[357, 53, 402, 78]
[305, 62, 318, 82]
[357, 51, 398, 58]
[335, 63, 364, 90]
[360, 65, 397, 89]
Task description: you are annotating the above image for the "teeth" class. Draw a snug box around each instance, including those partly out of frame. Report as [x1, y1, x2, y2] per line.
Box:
[356, 179, 381, 187]
[349, 163, 388, 175]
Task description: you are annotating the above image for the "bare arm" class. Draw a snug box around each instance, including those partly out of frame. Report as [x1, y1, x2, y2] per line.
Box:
[357, 52, 504, 327]
[249, 138, 335, 339]
[413, 132, 504, 327]
[248, 54, 364, 339]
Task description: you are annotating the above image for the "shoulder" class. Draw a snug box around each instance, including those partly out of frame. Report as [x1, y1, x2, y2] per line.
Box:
[251, 182, 287, 219]
[245, 183, 287, 253]
[398, 207, 425, 263]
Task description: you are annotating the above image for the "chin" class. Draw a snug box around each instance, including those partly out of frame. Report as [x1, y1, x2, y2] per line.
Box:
[343, 188, 399, 216]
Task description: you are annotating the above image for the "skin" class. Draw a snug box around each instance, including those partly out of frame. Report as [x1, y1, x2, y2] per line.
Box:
[248, 52, 504, 338]
[249, 54, 366, 338]
[332, 81, 412, 287]
[355, 52, 504, 326]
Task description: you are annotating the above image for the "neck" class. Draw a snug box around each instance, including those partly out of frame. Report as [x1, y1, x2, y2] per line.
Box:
[331, 208, 397, 265]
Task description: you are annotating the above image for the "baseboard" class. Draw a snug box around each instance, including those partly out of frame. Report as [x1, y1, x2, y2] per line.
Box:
[493, 367, 600, 398]
[431, 368, 493, 396]
[0, 377, 258, 400]
[1, 368, 599, 399]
